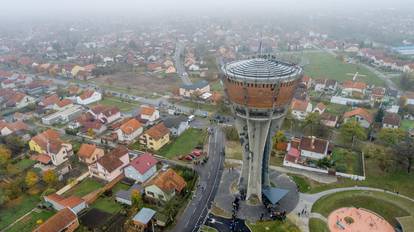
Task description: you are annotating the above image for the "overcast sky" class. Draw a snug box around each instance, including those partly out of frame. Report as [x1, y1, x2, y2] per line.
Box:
[2, 0, 413, 19]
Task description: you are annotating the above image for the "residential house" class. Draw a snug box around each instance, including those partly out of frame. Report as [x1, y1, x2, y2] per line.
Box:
[144, 169, 186, 201]
[77, 143, 104, 165]
[139, 105, 160, 123]
[42, 105, 83, 125]
[179, 80, 210, 98]
[287, 136, 332, 160]
[343, 107, 373, 128]
[320, 112, 338, 128]
[314, 79, 327, 92]
[341, 80, 367, 96]
[132, 208, 157, 232]
[39, 94, 60, 109]
[44, 194, 87, 214]
[371, 87, 386, 102]
[140, 123, 170, 150]
[163, 115, 189, 136]
[33, 208, 79, 232]
[89, 146, 130, 182]
[382, 113, 401, 129]
[4, 92, 35, 108]
[115, 184, 143, 205]
[405, 91, 414, 105]
[89, 105, 121, 124]
[312, 102, 326, 114]
[29, 129, 73, 166]
[0, 120, 29, 136]
[124, 153, 158, 183]
[76, 90, 102, 105]
[291, 99, 312, 120]
[117, 118, 143, 142]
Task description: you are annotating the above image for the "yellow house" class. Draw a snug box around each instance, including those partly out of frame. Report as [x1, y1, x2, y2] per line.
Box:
[140, 123, 170, 151]
[71, 65, 85, 77]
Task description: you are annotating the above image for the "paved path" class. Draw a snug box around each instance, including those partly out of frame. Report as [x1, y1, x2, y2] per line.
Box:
[290, 186, 414, 232]
[174, 40, 192, 85]
[173, 126, 225, 232]
[309, 212, 328, 223]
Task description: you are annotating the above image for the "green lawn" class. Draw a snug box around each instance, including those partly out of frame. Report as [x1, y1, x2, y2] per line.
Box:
[14, 158, 36, 172]
[303, 52, 385, 86]
[0, 195, 40, 230]
[111, 182, 130, 193]
[325, 103, 351, 115]
[63, 178, 103, 197]
[309, 218, 329, 232]
[91, 96, 138, 112]
[312, 190, 414, 227]
[247, 219, 301, 232]
[401, 120, 414, 131]
[225, 141, 243, 160]
[91, 197, 122, 214]
[200, 225, 218, 232]
[7, 210, 55, 232]
[289, 175, 311, 193]
[158, 128, 207, 158]
[332, 148, 363, 175]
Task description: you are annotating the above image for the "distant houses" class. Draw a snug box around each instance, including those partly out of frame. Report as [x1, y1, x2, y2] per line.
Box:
[179, 80, 210, 98]
[76, 90, 102, 105]
[291, 99, 312, 120]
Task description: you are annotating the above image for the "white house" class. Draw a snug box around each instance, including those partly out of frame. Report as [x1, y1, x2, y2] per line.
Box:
[382, 113, 401, 129]
[44, 194, 87, 214]
[179, 80, 210, 98]
[124, 153, 158, 183]
[88, 105, 121, 124]
[0, 120, 29, 136]
[163, 115, 189, 136]
[343, 107, 373, 128]
[405, 92, 414, 105]
[139, 105, 160, 123]
[291, 99, 312, 120]
[116, 118, 143, 142]
[287, 136, 331, 160]
[312, 102, 326, 115]
[89, 146, 130, 182]
[144, 169, 186, 201]
[41, 105, 83, 125]
[76, 90, 102, 105]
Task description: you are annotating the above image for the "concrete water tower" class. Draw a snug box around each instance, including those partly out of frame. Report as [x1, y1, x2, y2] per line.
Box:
[222, 55, 303, 202]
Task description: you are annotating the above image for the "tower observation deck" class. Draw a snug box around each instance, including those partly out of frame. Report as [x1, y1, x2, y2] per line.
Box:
[222, 55, 303, 202]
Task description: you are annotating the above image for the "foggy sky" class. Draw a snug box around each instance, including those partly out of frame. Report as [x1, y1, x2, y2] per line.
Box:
[2, 0, 413, 19]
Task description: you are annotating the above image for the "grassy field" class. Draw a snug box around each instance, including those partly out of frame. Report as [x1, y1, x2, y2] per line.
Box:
[309, 218, 329, 232]
[7, 210, 55, 232]
[91, 197, 122, 214]
[64, 178, 103, 197]
[0, 195, 40, 230]
[14, 158, 36, 172]
[311, 190, 414, 227]
[247, 220, 301, 232]
[91, 96, 138, 112]
[303, 52, 385, 86]
[401, 120, 414, 131]
[159, 128, 207, 158]
[332, 148, 363, 175]
[225, 141, 243, 160]
[289, 175, 311, 193]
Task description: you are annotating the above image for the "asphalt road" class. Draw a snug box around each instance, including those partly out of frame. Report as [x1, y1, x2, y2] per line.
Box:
[205, 214, 251, 232]
[174, 41, 192, 85]
[172, 126, 225, 232]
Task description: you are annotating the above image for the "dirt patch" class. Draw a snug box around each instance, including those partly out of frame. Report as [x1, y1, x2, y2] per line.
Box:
[93, 72, 181, 95]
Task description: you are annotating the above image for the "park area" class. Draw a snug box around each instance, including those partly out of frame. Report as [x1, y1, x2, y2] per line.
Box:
[302, 51, 385, 86]
[158, 128, 207, 159]
[311, 190, 414, 231]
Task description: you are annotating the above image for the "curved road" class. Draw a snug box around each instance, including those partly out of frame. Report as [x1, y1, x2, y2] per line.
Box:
[173, 126, 225, 232]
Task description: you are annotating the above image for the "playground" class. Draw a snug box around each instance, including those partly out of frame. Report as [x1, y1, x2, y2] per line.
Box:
[327, 207, 394, 232]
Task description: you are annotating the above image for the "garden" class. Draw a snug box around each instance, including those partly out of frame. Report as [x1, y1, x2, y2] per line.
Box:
[158, 128, 207, 159]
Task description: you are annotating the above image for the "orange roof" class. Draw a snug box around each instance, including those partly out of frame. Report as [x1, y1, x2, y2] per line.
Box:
[34, 154, 51, 164]
[79, 89, 96, 100]
[120, 118, 142, 135]
[291, 99, 310, 112]
[342, 80, 367, 90]
[77, 143, 97, 159]
[140, 106, 155, 116]
[59, 196, 84, 208]
[34, 208, 78, 232]
[144, 122, 169, 140]
[41, 94, 59, 106]
[57, 99, 72, 107]
[344, 107, 373, 123]
[31, 129, 63, 153]
[147, 169, 186, 193]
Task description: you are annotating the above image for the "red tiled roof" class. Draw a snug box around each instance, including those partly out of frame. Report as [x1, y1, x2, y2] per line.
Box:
[120, 118, 142, 135]
[57, 99, 72, 107]
[147, 169, 186, 193]
[383, 113, 401, 126]
[98, 154, 123, 173]
[77, 144, 97, 159]
[34, 208, 78, 232]
[79, 89, 96, 100]
[35, 154, 51, 164]
[140, 106, 155, 116]
[342, 80, 367, 90]
[129, 153, 158, 174]
[144, 123, 169, 140]
[315, 102, 326, 111]
[31, 129, 63, 153]
[299, 136, 329, 154]
[343, 107, 373, 124]
[291, 99, 310, 112]
[41, 94, 59, 106]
